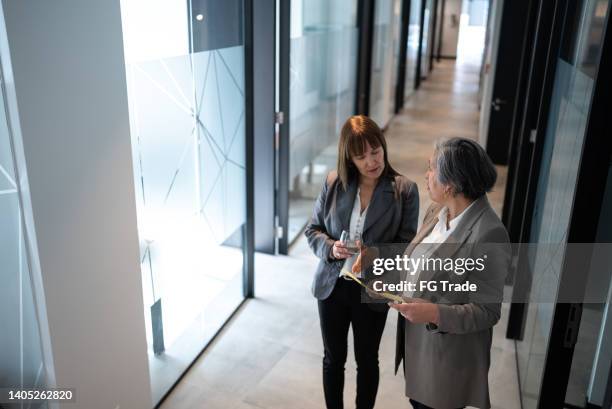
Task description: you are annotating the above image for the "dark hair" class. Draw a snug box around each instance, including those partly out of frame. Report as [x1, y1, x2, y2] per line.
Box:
[433, 137, 497, 200]
[337, 115, 399, 190]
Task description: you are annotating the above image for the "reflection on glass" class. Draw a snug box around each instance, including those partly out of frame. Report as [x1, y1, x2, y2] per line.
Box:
[288, 0, 359, 243]
[370, 0, 402, 128]
[558, 4, 610, 407]
[120, 0, 246, 403]
[0, 73, 48, 407]
[516, 1, 609, 408]
[404, 0, 422, 100]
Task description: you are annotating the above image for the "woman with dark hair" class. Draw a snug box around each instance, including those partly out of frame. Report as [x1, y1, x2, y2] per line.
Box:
[305, 115, 419, 409]
[389, 137, 511, 409]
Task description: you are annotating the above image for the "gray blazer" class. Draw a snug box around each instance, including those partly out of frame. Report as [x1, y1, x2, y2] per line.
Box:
[395, 195, 511, 409]
[304, 171, 419, 300]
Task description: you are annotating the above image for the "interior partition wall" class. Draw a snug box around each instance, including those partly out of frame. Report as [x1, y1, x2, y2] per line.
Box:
[369, 0, 403, 128]
[405, 0, 423, 98]
[119, 0, 250, 403]
[394, 0, 425, 113]
[419, 0, 434, 78]
[280, 0, 360, 250]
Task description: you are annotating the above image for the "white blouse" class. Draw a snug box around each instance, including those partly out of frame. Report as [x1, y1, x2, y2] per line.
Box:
[402, 201, 476, 297]
[421, 201, 476, 244]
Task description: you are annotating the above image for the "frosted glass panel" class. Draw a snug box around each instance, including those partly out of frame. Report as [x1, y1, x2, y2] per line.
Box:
[0, 73, 47, 407]
[287, 0, 359, 243]
[370, 0, 402, 128]
[404, 0, 422, 100]
[120, 0, 246, 404]
[420, 0, 433, 76]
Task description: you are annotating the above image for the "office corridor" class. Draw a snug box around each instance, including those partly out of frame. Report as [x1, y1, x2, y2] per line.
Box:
[159, 59, 518, 409]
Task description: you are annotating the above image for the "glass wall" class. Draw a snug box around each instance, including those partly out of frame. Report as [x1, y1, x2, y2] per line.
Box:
[369, 0, 402, 128]
[404, 0, 423, 101]
[516, 1, 610, 408]
[287, 0, 359, 243]
[119, 0, 247, 403]
[0, 64, 48, 408]
[420, 0, 434, 77]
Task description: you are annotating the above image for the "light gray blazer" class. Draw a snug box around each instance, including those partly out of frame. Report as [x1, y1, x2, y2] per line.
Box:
[304, 171, 419, 301]
[395, 195, 511, 409]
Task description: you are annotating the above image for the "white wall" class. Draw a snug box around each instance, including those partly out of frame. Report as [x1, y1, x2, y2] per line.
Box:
[440, 0, 462, 57]
[1, 0, 152, 408]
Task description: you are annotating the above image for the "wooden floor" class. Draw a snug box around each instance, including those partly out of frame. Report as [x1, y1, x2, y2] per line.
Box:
[159, 59, 519, 409]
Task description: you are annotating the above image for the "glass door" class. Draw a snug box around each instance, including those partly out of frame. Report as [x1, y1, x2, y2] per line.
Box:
[119, 0, 248, 403]
[369, 0, 402, 128]
[405, 0, 423, 100]
[516, 1, 610, 407]
[420, 0, 433, 78]
[285, 0, 359, 246]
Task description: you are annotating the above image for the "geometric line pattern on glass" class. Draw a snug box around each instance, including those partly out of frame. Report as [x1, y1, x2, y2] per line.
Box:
[131, 46, 245, 243]
[0, 163, 17, 189]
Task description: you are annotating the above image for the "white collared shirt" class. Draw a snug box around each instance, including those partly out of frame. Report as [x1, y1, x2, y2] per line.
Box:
[421, 200, 476, 244]
[349, 187, 368, 241]
[402, 201, 476, 297]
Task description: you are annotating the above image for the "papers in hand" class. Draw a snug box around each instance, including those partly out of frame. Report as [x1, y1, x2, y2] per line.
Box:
[340, 270, 405, 304]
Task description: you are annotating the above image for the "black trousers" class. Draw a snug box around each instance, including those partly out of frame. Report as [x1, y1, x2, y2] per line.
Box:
[318, 278, 388, 409]
[409, 398, 465, 409]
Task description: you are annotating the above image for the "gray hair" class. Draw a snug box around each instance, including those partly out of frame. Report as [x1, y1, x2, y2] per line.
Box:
[433, 137, 497, 200]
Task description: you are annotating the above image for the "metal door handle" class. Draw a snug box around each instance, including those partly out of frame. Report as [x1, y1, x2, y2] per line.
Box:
[492, 98, 507, 111]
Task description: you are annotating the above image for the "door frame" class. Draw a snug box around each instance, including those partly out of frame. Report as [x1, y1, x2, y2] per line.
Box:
[356, 0, 376, 115]
[429, 0, 439, 70]
[395, 0, 413, 113]
[504, 0, 566, 339]
[504, 0, 571, 340]
[415, 0, 427, 88]
[277, 0, 290, 254]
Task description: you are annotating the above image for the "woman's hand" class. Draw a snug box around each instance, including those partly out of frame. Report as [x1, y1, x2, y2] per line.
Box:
[331, 241, 352, 260]
[389, 299, 440, 324]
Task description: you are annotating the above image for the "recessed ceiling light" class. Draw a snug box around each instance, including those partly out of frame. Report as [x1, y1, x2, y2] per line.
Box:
[196, 14, 204, 21]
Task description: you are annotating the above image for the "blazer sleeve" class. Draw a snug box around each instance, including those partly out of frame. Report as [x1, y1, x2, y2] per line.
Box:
[394, 181, 419, 243]
[304, 175, 335, 263]
[436, 225, 511, 334]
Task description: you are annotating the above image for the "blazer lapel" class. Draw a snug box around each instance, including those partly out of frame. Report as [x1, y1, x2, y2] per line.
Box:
[403, 203, 442, 257]
[414, 196, 491, 296]
[362, 177, 396, 234]
[430, 196, 490, 253]
[334, 180, 358, 232]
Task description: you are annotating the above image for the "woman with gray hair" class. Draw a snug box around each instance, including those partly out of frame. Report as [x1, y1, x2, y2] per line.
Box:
[388, 137, 511, 409]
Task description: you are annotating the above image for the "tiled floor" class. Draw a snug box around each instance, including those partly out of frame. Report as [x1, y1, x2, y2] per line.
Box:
[159, 59, 519, 409]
